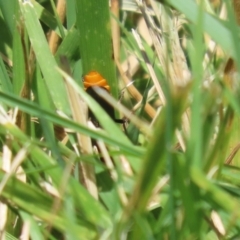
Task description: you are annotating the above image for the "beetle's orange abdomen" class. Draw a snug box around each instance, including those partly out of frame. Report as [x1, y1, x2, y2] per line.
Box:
[83, 71, 110, 92]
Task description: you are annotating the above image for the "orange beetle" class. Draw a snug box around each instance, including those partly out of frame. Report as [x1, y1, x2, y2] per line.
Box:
[83, 71, 125, 127]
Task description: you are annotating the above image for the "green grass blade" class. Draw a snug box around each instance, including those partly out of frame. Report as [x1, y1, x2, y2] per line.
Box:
[19, 0, 69, 112]
[75, 0, 118, 99]
[55, 27, 80, 61]
[187, 1, 204, 168]
[66, 0, 76, 29]
[0, 0, 15, 36]
[124, 89, 187, 218]
[191, 167, 240, 215]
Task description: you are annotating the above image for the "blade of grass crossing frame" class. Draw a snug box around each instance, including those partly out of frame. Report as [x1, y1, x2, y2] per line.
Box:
[75, 0, 118, 99]
[187, 1, 204, 168]
[0, 91, 142, 157]
[19, 0, 69, 113]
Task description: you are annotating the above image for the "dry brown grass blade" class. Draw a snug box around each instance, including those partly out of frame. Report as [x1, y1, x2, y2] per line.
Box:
[132, 29, 166, 104]
[116, 60, 156, 118]
[223, 1, 240, 165]
[233, 0, 240, 24]
[224, 1, 240, 84]
[0, 140, 11, 237]
[210, 211, 226, 236]
[48, 0, 66, 54]
[121, 16, 153, 80]
[160, 11, 191, 142]
[135, 2, 189, 149]
[0, 53, 13, 67]
[223, 1, 237, 86]
[60, 57, 98, 199]
[225, 142, 240, 164]
[111, 0, 120, 61]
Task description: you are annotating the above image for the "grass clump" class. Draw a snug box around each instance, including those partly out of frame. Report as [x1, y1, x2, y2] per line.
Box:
[0, 0, 240, 239]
